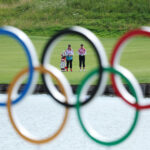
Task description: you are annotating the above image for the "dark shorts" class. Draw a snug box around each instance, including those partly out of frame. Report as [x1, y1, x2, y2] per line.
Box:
[79, 55, 85, 67]
[66, 59, 73, 68]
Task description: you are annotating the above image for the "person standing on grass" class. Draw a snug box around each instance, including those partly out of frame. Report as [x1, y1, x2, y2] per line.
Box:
[66, 44, 74, 72]
[78, 44, 86, 71]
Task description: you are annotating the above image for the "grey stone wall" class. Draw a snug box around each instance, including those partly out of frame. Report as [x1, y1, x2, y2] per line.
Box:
[0, 84, 150, 97]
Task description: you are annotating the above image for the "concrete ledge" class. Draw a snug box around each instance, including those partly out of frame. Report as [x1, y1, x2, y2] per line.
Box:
[0, 83, 150, 97]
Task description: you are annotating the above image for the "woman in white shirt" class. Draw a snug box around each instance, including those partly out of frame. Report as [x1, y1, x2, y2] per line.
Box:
[65, 44, 74, 72]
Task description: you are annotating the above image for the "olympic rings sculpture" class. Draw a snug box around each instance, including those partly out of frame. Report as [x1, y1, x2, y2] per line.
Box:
[0, 25, 150, 147]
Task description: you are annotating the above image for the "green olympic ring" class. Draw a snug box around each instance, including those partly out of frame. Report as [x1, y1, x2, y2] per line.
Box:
[76, 67, 139, 146]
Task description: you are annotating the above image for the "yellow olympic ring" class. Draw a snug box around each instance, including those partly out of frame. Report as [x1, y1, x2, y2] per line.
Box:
[7, 66, 69, 144]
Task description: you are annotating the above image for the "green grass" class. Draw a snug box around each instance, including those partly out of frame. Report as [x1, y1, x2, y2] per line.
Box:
[1, 35, 150, 84]
[119, 37, 150, 83]
[0, 0, 150, 37]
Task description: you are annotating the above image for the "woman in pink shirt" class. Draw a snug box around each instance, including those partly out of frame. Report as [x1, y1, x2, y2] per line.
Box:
[78, 44, 86, 71]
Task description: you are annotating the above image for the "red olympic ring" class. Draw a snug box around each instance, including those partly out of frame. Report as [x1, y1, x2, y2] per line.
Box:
[110, 27, 150, 110]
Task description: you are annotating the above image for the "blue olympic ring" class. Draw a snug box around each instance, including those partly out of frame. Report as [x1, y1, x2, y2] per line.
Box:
[0, 27, 34, 106]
